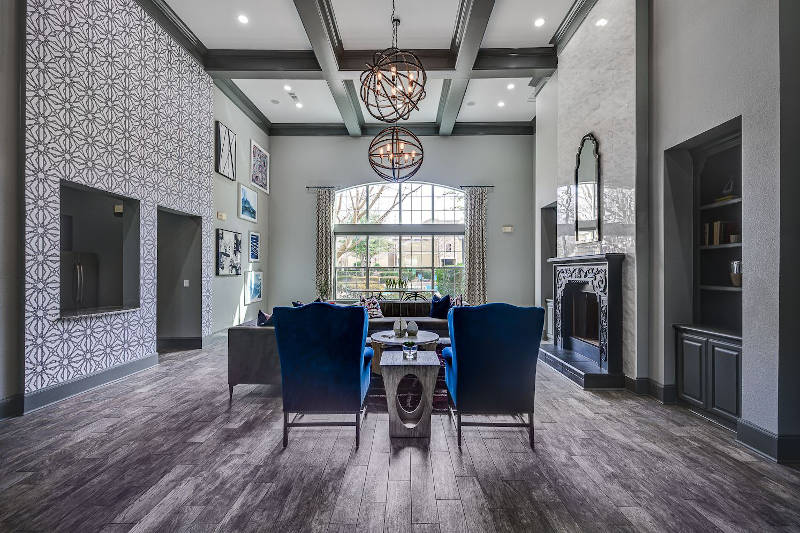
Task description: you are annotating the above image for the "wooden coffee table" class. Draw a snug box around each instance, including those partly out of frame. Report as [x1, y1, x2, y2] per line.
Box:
[380, 351, 441, 438]
[369, 330, 440, 375]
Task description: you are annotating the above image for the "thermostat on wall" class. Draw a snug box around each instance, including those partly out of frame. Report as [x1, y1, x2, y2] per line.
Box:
[217, 211, 227, 221]
[501, 225, 514, 233]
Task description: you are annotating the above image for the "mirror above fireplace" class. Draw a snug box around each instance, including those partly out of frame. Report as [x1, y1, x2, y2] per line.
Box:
[575, 133, 601, 243]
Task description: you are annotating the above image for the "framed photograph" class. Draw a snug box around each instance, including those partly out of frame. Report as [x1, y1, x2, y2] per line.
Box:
[216, 228, 242, 276]
[249, 231, 260, 262]
[238, 184, 258, 223]
[250, 140, 270, 194]
[215, 121, 236, 181]
[245, 271, 263, 305]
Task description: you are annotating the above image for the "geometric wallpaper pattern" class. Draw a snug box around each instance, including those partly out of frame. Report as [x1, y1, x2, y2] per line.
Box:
[24, 0, 213, 393]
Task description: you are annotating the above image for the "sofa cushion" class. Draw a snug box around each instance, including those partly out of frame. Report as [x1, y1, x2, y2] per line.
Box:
[430, 294, 451, 319]
[378, 300, 433, 318]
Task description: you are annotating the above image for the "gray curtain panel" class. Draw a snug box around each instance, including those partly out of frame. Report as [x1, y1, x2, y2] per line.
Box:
[315, 188, 335, 300]
[463, 186, 489, 305]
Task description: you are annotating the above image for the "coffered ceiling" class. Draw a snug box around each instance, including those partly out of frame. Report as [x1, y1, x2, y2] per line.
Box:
[152, 0, 584, 136]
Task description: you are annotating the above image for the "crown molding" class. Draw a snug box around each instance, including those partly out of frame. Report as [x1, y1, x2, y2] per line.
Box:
[550, 0, 599, 53]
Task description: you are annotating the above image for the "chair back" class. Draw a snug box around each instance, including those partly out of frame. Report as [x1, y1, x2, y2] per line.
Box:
[448, 303, 544, 413]
[273, 302, 368, 413]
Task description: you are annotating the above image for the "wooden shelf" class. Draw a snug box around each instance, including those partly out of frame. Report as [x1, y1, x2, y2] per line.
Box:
[699, 197, 742, 210]
[699, 285, 742, 293]
[699, 243, 742, 250]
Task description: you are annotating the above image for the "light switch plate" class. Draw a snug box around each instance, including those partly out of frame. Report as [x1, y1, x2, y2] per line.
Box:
[183, 280, 190, 287]
[216, 211, 227, 221]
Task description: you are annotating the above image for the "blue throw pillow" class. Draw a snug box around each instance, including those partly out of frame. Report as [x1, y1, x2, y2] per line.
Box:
[430, 294, 451, 319]
[257, 310, 274, 326]
[291, 300, 303, 307]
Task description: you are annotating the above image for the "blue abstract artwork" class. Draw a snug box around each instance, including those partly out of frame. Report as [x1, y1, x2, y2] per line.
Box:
[239, 184, 257, 222]
[249, 231, 260, 261]
[245, 271, 263, 304]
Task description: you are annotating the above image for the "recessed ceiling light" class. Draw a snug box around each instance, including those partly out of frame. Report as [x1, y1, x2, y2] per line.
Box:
[466, 101, 476, 106]
[283, 84, 292, 92]
[270, 99, 280, 105]
[295, 102, 303, 109]
[497, 101, 505, 108]
[534, 17, 545, 27]
[506, 83, 515, 90]
[596, 18, 608, 27]
[237, 14, 249, 24]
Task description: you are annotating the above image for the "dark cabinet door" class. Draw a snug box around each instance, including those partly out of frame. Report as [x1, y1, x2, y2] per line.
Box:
[678, 333, 706, 407]
[708, 339, 740, 421]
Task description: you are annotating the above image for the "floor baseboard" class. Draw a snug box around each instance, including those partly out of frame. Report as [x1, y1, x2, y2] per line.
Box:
[737, 419, 800, 464]
[24, 354, 159, 413]
[0, 393, 24, 420]
[624, 377, 677, 404]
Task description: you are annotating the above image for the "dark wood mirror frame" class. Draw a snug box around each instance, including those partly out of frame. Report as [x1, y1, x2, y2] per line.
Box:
[574, 133, 601, 243]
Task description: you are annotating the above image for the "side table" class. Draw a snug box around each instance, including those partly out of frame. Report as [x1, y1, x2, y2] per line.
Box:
[380, 351, 440, 438]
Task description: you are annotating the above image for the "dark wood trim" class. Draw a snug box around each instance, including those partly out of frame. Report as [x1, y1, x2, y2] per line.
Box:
[473, 47, 557, 71]
[212, 79, 271, 135]
[625, 377, 648, 395]
[674, 324, 742, 343]
[205, 50, 322, 78]
[737, 419, 800, 464]
[439, 0, 495, 135]
[293, 0, 362, 136]
[339, 49, 455, 71]
[133, 0, 207, 63]
[269, 121, 534, 136]
[0, 394, 23, 420]
[24, 354, 159, 413]
[156, 337, 203, 352]
[550, 0, 599, 53]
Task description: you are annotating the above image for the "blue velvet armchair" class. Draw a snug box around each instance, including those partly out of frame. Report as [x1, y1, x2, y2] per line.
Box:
[272, 302, 373, 447]
[442, 303, 545, 448]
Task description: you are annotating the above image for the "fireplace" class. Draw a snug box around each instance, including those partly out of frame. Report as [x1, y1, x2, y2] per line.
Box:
[539, 254, 625, 388]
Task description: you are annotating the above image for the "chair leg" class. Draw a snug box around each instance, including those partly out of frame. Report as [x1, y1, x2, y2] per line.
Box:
[229, 384, 233, 402]
[355, 411, 361, 449]
[283, 411, 288, 448]
[529, 411, 534, 449]
[457, 412, 462, 449]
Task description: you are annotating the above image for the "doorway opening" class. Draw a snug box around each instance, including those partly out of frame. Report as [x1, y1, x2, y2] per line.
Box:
[157, 208, 202, 353]
[541, 202, 557, 340]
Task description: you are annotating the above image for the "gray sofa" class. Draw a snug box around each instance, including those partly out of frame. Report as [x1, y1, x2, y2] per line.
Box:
[227, 300, 449, 397]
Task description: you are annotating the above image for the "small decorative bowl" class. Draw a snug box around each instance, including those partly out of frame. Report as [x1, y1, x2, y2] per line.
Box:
[402, 341, 417, 360]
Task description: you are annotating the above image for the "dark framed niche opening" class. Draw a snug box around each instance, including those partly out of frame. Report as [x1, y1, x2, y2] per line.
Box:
[59, 181, 141, 317]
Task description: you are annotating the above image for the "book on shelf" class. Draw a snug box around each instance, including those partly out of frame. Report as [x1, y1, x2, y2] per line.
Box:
[713, 194, 740, 203]
[712, 221, 729, 246]
[703, 223, 710, 246]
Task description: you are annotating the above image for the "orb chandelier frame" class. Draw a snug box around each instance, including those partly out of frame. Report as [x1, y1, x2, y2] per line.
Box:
[359, 1, 427, 123]
[368, 126, 424, 182]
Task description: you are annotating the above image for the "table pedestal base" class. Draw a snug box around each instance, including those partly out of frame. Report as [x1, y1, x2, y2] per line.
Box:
[381, 352, 440, 438]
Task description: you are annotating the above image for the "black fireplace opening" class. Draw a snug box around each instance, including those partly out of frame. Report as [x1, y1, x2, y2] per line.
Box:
[561, 283, 602, 366]
[572, 290, 599, 347]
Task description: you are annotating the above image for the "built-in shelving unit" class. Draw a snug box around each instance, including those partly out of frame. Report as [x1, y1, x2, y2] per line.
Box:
[693, 131, 742, 334]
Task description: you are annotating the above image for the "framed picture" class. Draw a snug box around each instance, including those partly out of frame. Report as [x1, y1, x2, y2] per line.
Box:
[238, 184, 258, 223]
[216, 228, 242, 276]
[245, 271, 263, 305]
[250, 140, 270, 194]
[215, 121, 236, 181]
[249, 231, 260, 262]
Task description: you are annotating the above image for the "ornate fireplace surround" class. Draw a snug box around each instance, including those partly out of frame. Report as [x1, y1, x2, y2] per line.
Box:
[549, 254, 624, 375]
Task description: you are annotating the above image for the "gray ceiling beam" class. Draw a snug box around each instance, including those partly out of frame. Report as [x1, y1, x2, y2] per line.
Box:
[550, 0, 599, 53]
[270, 121, 533, 136]
[294, 0, 362, 136]
[438, 0, 495, 136]
[205, 50, 323, 79]
[213, 79, 271, 135]
[339, 49, 455, 72]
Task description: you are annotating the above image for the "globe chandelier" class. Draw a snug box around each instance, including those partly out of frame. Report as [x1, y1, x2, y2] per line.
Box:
[368, 126, 424, 183]
[359, 0, 427, 123]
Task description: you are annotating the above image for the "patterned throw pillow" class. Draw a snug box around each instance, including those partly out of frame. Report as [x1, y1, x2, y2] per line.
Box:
[361, 296, 384, 319]
[451, 294, 463, 307]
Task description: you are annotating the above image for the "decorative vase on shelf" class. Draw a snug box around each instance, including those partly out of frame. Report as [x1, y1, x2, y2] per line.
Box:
[729, 260, 742, 287]
[406, 320, 419, 337]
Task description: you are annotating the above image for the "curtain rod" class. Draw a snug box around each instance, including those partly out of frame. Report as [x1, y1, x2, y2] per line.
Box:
[306, 185, 338, 190]
[459, 185, 494, 189]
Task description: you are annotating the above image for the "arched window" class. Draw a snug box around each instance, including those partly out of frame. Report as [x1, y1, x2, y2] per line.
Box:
[333, 182, 465, 300]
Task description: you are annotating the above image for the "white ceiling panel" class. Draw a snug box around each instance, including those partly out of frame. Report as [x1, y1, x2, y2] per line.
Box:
[457, 78, 536, 122]
[165, 0, 312, 50]
[331, 0, 460, 50]
[233, 79, 343, 123]
[358, 78, 443, 124]
[482, 0, 573, 48]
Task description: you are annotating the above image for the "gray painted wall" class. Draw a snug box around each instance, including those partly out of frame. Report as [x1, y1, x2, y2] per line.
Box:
[534, 73, 558, 308]
[266, 135, 535, 312]
[0, 0, 22, 408]
[212, 87, 270, 332]
[649, 0, 780, 432]
[157, 210, 202, 340]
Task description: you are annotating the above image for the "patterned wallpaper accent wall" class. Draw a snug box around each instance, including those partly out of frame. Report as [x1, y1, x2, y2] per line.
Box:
[24, 0, 214, 393]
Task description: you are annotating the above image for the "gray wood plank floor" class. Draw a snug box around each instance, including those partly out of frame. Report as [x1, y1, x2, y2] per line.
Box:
[1, 340, 799, 532]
